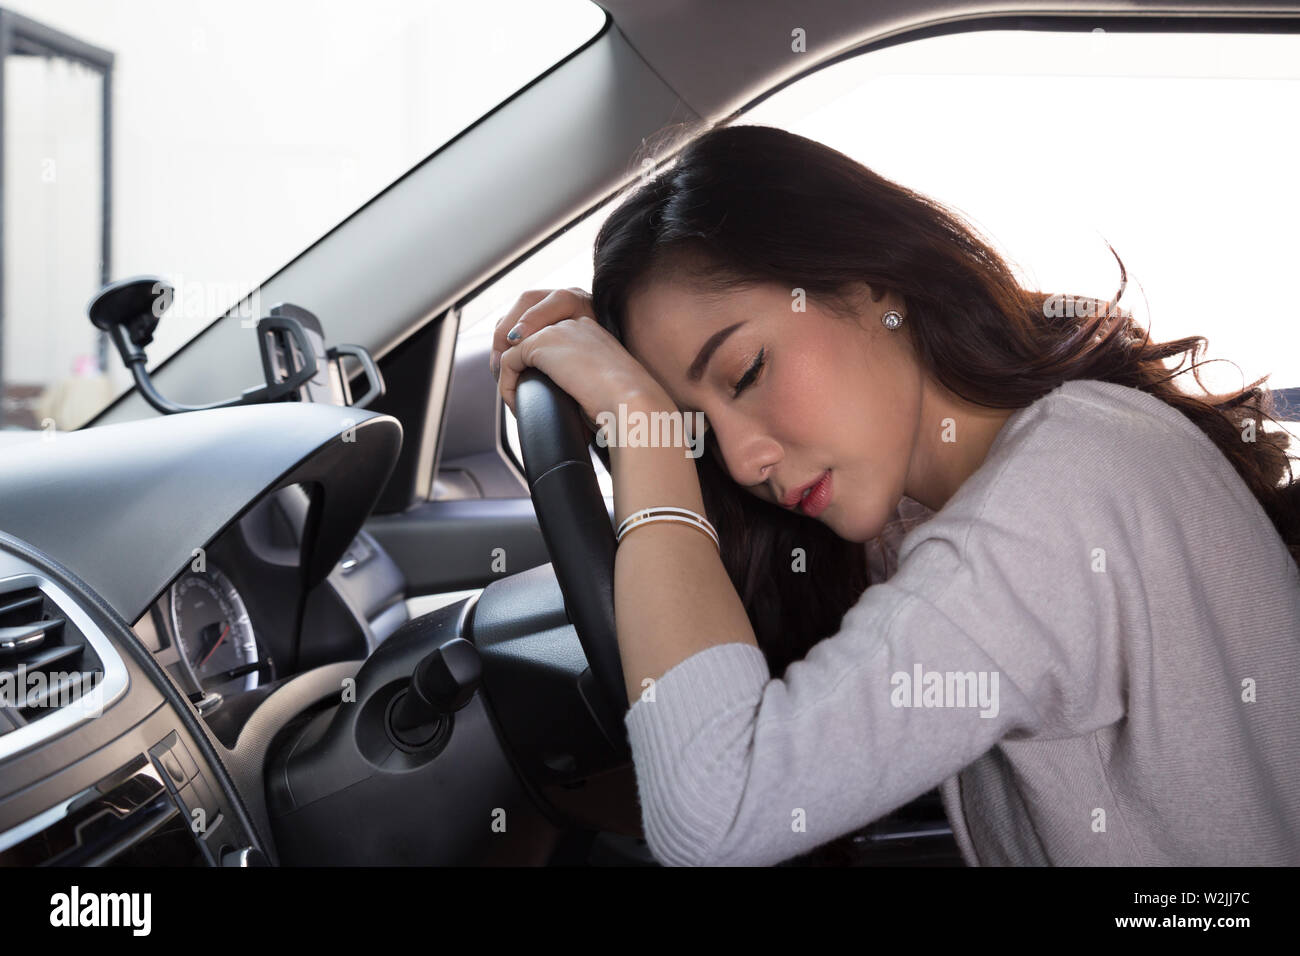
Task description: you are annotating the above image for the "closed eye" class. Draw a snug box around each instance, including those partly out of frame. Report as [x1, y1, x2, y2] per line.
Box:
[731, 347, 765, 398]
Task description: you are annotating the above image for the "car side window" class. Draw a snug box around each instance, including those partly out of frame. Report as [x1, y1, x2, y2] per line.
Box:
[456, 25, 1300, 496]
[456, 209, 616, 496]
[740, 26, 1300, 453]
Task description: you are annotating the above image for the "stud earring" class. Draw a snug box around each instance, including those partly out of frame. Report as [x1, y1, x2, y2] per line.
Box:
[881, 310, 904, 330]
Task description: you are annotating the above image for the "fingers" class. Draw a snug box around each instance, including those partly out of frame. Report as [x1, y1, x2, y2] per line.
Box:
[490, 289, 547, 381]
[495, 322, 556, 416]
[508, 287, 593, 341]
[496, 313, 595, 415]
[490, 288, 592, 381]
[493, 289, 549, 352]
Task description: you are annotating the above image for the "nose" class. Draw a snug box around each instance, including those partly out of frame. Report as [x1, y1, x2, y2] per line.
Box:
[708, 411, 781, 491]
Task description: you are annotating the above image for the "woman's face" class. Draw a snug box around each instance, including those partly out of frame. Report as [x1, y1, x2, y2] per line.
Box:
[623, 277, 925, 543]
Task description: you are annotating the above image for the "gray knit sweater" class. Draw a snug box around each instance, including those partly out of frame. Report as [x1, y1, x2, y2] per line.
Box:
[623, 379, 1300, 866]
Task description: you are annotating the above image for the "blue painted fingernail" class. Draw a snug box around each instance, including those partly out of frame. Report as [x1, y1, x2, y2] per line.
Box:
[506, 325, 522, 341]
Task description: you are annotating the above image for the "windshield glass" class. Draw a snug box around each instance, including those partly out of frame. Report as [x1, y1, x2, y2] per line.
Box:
[0, 0, 605, 431]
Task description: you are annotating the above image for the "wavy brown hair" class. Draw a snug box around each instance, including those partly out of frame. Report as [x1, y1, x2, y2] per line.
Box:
[590, 123, 1300, 690]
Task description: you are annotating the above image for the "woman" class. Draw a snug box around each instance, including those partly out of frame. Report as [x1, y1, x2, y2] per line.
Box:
[490, 124, 1300, 866]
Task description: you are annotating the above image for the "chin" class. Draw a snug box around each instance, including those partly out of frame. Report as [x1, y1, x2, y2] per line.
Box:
[835, 500, 899, 544]
[827, 510, 876, 545]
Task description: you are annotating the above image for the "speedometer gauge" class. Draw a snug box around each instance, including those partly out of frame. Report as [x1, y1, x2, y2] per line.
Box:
[170, 564, 261, 696]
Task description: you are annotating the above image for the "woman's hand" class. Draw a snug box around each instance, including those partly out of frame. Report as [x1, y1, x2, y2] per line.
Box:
[490, 288, 672, 427]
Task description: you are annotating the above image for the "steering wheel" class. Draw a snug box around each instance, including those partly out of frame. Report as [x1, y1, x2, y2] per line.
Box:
[513, 368, 628, 752]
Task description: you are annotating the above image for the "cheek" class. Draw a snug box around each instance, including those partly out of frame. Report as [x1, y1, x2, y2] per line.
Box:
[835, 341, 912, 459]
[758, 347, 862, 461]
[763, 359, 827, 441]
[775, 334, 842, 407]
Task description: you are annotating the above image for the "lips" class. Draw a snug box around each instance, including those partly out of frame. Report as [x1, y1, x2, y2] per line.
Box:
[781, 470, 830, 510]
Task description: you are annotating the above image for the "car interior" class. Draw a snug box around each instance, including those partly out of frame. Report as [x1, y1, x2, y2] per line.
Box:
[1, 0, 1297, 867]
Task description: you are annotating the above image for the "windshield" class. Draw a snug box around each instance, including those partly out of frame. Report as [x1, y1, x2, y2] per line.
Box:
[0, 0, 605, 431]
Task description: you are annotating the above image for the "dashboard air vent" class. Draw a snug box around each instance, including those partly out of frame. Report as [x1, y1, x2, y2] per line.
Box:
[0, 586, 103, 731]
[0, 572, 127, 760]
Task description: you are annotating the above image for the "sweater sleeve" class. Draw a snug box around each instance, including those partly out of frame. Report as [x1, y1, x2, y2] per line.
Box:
[623, 457, 1129, 866]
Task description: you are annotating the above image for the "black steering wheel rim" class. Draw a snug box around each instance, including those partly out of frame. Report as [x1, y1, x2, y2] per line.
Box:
[514, 368, 629, 751]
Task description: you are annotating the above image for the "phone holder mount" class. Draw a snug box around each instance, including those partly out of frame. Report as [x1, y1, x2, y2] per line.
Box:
[89, 275, 384, 416]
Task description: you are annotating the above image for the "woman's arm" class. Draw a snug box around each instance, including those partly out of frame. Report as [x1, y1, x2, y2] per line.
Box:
[488, 289, 756, 704]
[617, 426, 1132, 866]
[607, 393, 760, 705]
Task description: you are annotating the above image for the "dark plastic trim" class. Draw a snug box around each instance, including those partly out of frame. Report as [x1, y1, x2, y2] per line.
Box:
[0, 529, 271, 862]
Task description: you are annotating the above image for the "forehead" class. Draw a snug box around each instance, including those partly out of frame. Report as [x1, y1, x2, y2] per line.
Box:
[625, 278, 774, 357]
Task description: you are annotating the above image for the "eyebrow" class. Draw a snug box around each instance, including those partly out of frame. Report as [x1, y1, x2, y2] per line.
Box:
[686, 321, 746, 385]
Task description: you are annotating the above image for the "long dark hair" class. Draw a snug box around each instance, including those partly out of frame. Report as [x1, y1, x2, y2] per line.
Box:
[591, 123, 1300, 684]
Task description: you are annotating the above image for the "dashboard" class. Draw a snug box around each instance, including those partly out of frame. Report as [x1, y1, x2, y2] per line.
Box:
[0, 401, 405, 865]
[132, 483, 409, 749]
[138, 550, 279, 704]
[156, 561, 266, 698]
[0, 399, 582, 867]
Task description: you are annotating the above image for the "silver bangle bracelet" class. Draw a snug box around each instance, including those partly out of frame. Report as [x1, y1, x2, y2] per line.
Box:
[616, 505, 717, 539]
[616, 507, 720, 552]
